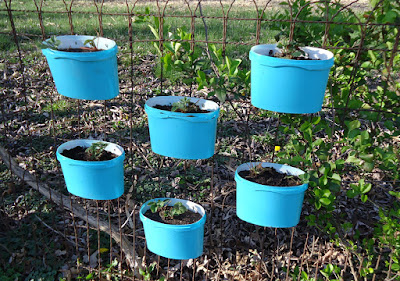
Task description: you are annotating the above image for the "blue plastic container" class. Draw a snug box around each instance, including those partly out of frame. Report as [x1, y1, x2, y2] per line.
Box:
[250, 44, 334, 114]
[145, 96, 220, 160]
[140, 198, 206, 260]
[56, 139, 125, 200]
[235, 162, 308, 228]
[42, 35, 119, 100]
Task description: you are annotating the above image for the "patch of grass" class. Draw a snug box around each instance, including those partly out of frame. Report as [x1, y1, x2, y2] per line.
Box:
[1, 0, 276, 58]
[43, 98, 74, 116]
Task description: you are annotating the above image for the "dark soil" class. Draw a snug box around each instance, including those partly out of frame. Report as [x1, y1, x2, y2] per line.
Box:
[144, 207, 202, 225]
[58, 47, 102, 53]
[61, 146, 117, 161]
[153, 104, 210, 113]
[239, 167, 302, 186]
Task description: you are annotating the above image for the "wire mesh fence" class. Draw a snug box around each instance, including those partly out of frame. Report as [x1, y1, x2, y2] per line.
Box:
[1, 0, 399, 280]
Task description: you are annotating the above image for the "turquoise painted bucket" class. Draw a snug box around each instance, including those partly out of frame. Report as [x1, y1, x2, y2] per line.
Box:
[56, 139, 125, 200]
[140, 198, 206, 260]
[235, 162, 308, 228]
[144, 96, 220, 160]
[42, 35, 119, 100]
[250, 44, 334, 114]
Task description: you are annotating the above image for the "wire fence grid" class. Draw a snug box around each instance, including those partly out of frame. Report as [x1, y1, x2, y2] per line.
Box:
[0, 0, 399, 280]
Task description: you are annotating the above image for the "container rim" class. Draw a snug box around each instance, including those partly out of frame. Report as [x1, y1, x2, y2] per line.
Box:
[235, 162, 308, 193]
[140, 198, 206, 229]
[42, 35, 116, 52]
[249, 44, 334, 69]
[56, 139, 125, 164]
[145, 96, 219, 113]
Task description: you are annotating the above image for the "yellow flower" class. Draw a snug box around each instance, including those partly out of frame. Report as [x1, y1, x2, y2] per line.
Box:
[274, 146, 281, 152]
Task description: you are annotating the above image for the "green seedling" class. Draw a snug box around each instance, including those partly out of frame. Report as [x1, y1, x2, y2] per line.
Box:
[148, 199, 169, 213]
[274, 43, 309, 60]
[83, 37, 99, 51]
[171, 97, 200, 113]
[40, 36, 61, 50]
[148, 200, 187, 219]
[85, 142, 108, 161]
[249, 163, 264, 177]
[139, 262, 157, 281]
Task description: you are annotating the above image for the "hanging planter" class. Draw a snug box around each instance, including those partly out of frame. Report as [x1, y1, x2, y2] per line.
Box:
[56, 139, 125, 200]
[41, 35, 119, 100]
[144, 96, 220, 160]
[139, 198, 206, 260]
[235, 162, 308, 228]
[249, 44, 334, 114]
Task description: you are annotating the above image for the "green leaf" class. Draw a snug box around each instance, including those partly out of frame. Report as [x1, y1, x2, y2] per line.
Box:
[391, 263, 400, 271]
[215, 89, 226, 103]
[292, 156, 305, 163]
[383, 10, 398, 23]
[347, 120, 361, 132]
[312, 139, 323, 148]
[360, 130, 370, 140]
[347, 189, 357, 198]
[346, 155, 362, 165]
[174, 42, 182, 53]
[361, 194, 368, 203]
[330, 173, 341, 182]
[360, 183, 372, 194]
[369, 0, 379, 8]
[302, 127, 313, 143]
[320, 198, 332, 206]
[361, 61, 373, 68]
[148, 24, 160, 39]
[299, 121, 311, 132]
[321, 189, 331, 198]
[359, 153, 374, 162]
[197, 70, 206, 81]
[152, 42, 162, 56]
[363, 161, 374, 172]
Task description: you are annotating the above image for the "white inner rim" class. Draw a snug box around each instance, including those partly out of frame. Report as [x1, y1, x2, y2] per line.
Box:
[146, 96, 219, 112]
[252, 44, 333, 60]
[59, 139, 123, 157]
[237, 162, 304, 177]
[53, 35, 116, 51]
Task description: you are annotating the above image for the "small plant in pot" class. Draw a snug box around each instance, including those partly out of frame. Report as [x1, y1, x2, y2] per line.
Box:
[139, 198, 206, 260]
[235, 162, 308, 228]
[56, 139, 125, 200]
[144, 95, 220, 160]
[41, 35, 119, 100]
[249, 41, 334, 114]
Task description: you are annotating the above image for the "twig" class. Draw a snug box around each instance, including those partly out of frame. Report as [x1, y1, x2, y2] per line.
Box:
[121, 209, 135, 229]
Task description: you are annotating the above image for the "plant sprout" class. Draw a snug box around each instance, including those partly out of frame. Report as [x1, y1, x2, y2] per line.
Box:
[41, 36, 61, 50]
[148, 199, 187, 219]
[171, 97, 199, 113]
[274, 43, 309, 60]
[85, 142, 108, 161]
[83, 37, 99, 51]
